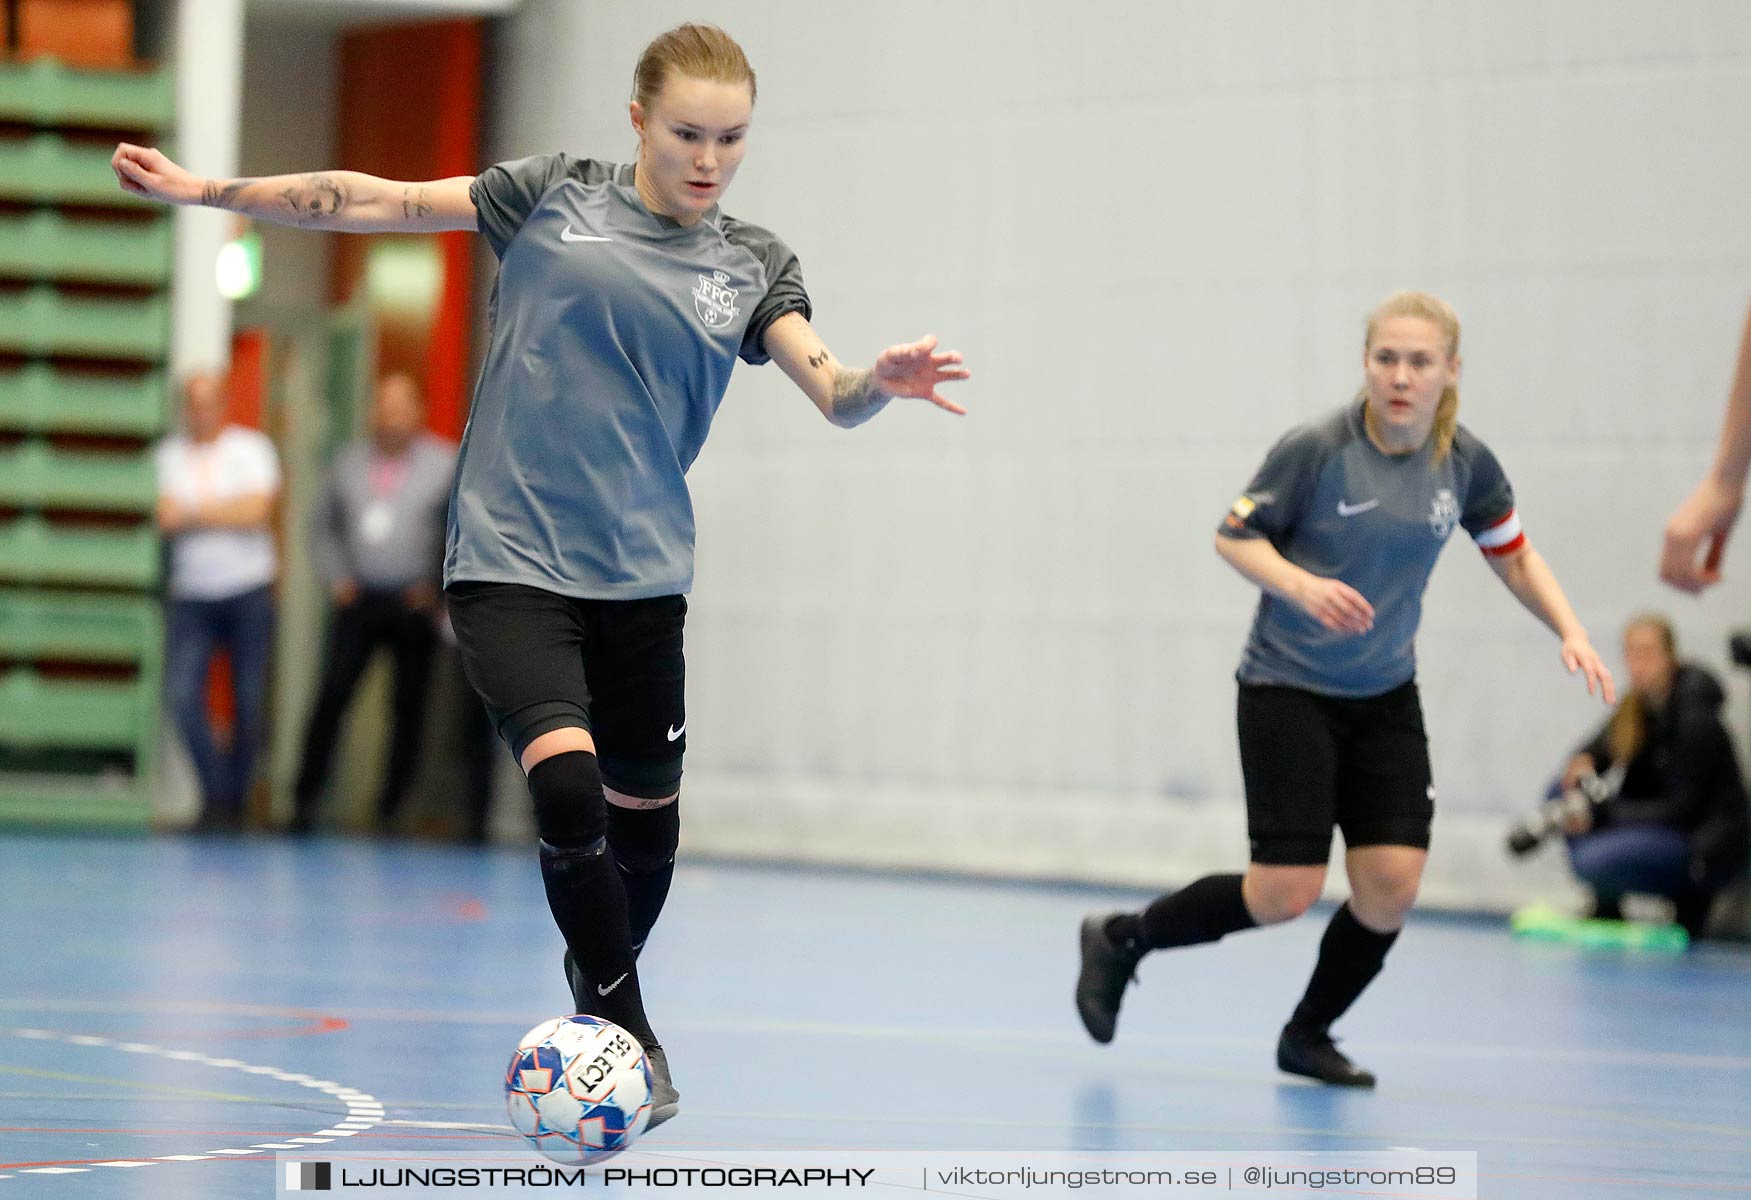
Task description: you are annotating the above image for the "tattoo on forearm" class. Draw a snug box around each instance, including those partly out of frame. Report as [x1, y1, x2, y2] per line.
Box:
[200, 178, 251, 210]
[402, 185, 433, 219]
[807, 348, 831, 370]
[276, 174, 348, 226]
[198, 173, 354, 227]
[829, 366, 891, 428]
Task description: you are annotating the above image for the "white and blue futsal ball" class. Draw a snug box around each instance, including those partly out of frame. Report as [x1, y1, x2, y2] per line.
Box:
[504, 1015, 653, 1163]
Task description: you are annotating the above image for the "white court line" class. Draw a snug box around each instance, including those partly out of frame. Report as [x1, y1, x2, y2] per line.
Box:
[1, 1027, 383, 1184]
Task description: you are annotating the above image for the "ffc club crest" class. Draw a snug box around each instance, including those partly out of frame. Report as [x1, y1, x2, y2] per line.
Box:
[692, 269, 740, 329]
[1428, 488, 1460, 539]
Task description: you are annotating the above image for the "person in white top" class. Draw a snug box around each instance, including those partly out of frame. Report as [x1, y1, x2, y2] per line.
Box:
[154, 372, 281, 832]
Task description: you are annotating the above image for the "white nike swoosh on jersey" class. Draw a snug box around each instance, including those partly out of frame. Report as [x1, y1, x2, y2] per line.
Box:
[666, 723, 686, 742]
[1337, 499, 1381, 516]
[597, 972, 628, 996]
[560, 225, 612, 243]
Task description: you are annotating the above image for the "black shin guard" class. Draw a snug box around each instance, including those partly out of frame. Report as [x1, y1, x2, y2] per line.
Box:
[528, 752, 657, 1049]
[1110, 873, 1257, 953]
[606, 799, 679, 952]
[1288, 902, 1399, 1034]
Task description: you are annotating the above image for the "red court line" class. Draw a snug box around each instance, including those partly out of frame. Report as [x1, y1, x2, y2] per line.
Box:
[350, 892, 488, 926]
[228, 1014, 351, 1040]
[130, 1012, 350, 1041]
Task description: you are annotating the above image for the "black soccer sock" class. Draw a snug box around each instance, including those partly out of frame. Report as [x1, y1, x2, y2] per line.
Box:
[606, 799, 680, 951]
[528, 753, 658, 1050]
[1287, 902, 1399, 1034]
[1107, 873, 1257, 953]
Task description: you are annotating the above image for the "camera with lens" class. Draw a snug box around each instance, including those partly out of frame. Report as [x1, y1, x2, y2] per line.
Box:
[1505, 769, 1617, 857]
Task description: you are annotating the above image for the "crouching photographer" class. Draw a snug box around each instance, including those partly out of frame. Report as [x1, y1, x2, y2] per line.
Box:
[1514, 615, 1750, 939]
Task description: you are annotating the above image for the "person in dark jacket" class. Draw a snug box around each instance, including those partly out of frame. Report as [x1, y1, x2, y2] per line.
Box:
[289, 373, 457, 834]
[1560, 614, 1751, 937]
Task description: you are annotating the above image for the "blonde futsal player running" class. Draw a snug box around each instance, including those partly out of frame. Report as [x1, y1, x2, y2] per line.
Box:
[1076, 292, 1613, 1086]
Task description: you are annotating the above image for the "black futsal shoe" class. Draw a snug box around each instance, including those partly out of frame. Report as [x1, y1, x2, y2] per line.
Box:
[1075, 913, 1143, 1044]
[1276, 1025, 1376, 1088]
[643, 1043, 680, 1129]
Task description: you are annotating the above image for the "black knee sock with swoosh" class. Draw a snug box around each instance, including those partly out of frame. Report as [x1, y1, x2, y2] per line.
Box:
[529, 753, 659, 1050]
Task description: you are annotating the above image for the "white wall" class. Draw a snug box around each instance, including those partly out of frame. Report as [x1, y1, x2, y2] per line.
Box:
[237, 14, 338, 320]
[170, 0, 245, 373]
[485, 0, 1751, 908]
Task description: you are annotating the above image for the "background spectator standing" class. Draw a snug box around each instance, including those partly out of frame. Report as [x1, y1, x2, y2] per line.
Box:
[289, 373, 458, 834]
[155, 372, 281, 833]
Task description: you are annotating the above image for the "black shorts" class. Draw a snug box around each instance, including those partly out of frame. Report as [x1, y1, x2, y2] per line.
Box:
[1237, 680, 1434, 866]
[445, 582, 686, 799]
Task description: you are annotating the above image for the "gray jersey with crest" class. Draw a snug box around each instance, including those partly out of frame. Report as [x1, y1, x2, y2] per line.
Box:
[1217, 402, 1518, 697]
[445, 155, 811, 599]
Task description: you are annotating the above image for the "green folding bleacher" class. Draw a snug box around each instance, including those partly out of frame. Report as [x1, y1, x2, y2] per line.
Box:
[0, 133, 159, 208]
[0, 591, 160, 755]
[0, 669, 152, 752]
[0, 363, 169, 437]
[0, 286, 170, 359]
[0, 57, 173, 828]
[0, 516, 160, 589]
[0, 589, 162, 664]
[0, 58, 174, 130]
[0, 442, 157, 511]
[0, 210, 173, 285]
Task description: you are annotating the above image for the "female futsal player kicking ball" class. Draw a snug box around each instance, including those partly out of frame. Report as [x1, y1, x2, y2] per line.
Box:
[114, 24, 969, 1127]
[1075, 291, 1613, 1087]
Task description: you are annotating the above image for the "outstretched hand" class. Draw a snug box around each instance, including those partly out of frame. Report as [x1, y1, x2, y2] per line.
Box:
[111, 143, 205, 206]
[1660, 476, 1741, 594]
[872, 335, 970, 414]
[1561, 635, 1617, 705]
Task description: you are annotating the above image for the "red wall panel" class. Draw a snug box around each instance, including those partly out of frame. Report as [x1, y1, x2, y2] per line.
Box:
[332, 20, 481, 440]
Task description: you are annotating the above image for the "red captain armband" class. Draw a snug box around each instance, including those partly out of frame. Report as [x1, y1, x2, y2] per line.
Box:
[1474, 509, 1526, 557]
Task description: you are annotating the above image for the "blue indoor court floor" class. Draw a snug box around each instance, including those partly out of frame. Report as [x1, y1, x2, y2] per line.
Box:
[0, 833, 1747, 1198]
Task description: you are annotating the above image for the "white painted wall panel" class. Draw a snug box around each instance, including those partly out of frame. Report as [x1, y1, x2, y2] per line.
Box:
[486, 1, 1751, 907]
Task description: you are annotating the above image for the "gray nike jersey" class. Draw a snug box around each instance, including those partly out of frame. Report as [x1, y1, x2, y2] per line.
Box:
[1217, 402, 1521, 697]
[445, 155, 811, 599]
